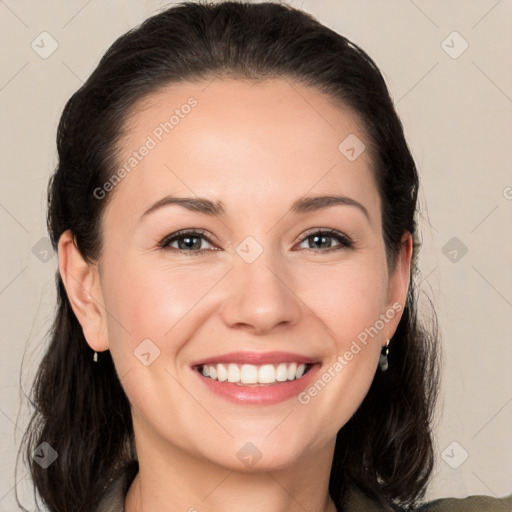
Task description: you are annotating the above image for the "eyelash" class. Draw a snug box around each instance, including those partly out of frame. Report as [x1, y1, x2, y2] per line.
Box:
[158, 228, 354, 256]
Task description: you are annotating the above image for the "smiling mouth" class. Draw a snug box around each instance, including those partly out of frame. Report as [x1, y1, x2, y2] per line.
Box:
[196, 362, 313, 386]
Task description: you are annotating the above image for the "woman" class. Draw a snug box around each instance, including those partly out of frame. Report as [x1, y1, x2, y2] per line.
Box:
[20, 2, 511, 511]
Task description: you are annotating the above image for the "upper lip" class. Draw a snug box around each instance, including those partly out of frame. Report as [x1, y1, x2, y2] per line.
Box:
[191, 351, 319, 367]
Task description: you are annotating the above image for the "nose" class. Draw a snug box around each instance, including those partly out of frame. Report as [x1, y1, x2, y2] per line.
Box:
[220, 248, 302, 335]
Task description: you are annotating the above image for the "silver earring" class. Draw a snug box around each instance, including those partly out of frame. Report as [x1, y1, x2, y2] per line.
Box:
[379, 339, 390, 372]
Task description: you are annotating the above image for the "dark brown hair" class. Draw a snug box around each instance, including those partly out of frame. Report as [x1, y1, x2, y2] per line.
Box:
[19, 2, 440, 511]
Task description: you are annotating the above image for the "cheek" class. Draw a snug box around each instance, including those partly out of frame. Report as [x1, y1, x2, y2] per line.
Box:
[293, 263, 388, 442]
[299, 258, 389, 337]
[296, 258, 388, 384]
[102, 249, 389, 352]
[100, 258, 227, 358]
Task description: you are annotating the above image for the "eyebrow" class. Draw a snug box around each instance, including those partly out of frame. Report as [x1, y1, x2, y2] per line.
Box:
[139, 194, 370, 222]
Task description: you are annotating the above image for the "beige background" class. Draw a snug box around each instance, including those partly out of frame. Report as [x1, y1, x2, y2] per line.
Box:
[1, 0, 511, 509]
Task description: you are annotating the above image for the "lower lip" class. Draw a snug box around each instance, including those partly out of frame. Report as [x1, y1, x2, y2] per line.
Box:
[194, 364, 320, 405]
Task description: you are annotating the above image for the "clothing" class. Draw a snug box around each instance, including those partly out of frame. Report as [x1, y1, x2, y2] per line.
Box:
[97, 466, 512, 511]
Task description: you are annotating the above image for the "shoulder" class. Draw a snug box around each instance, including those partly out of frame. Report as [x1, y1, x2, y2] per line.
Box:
[97, 472, 512, 512]
[417, 493, 512, 512]
[344, 486, 512, 512]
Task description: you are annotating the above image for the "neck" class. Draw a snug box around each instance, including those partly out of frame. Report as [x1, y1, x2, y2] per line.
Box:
[125, 421, 339, 512]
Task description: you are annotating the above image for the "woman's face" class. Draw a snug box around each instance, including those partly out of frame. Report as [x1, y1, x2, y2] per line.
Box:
[76, 78, 411, 471]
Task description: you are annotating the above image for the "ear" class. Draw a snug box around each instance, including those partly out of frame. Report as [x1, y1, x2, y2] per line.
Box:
[383, 231, 413, 344]
[57, 229, 109, 352]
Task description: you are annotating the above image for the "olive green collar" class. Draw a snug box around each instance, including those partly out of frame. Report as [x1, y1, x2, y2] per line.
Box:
[97, 465, 512, 512]
[97, 470, 395, 512]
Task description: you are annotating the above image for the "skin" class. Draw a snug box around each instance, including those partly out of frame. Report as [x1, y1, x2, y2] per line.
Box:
[58, 78, 412, 512]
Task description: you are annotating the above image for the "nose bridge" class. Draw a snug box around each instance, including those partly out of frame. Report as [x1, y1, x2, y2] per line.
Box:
[220, 239, 300, 333]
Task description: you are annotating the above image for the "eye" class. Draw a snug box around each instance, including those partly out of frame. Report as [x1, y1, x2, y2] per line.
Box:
[158, 228, 354, 256]
[159, 229, 217, 256]
[295, 229, 353, 253]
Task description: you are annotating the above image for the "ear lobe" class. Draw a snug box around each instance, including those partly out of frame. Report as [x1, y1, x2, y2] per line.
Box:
[57, 229, 109, 352]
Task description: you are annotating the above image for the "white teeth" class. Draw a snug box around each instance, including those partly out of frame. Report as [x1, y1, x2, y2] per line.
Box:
[240, 364, 258, 384]
[217, 363, 228, 382]
[275, 363, 288, 382]
[200, 362, 311, 385]
[258, 364, 276, 383]
[227, 363, 240, 383]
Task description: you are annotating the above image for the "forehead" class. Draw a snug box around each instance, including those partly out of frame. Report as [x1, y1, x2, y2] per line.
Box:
[104, 77, 379, 224]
